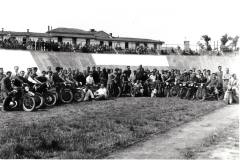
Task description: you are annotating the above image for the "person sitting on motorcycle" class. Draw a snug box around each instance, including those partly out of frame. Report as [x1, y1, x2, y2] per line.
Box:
[66, 70, 78, 86]
[46, 71, 53, 84]
[11, 66, 20, 79]
[13, 70, 34, 87]
[94, 83, 108, 100]
[24, 68, 32, 80]
[165, 71, 175, 83]
[1, 71, 13, 111]
[52, 67, 65, 92]
[185, 72, 199, 99]
[202, 73, 219, 100]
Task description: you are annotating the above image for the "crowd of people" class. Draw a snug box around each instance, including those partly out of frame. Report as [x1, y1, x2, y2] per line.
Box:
[0, 37, 221, 55]
[0, 38, 158, 54]
[0, 64, 239, 111]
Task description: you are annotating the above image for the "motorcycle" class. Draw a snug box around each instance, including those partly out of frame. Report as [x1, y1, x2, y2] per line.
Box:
[55, 82, 74, 104]
[169, 82, 180, 97]
[178, 82, 189, 99]
[3, 84, 37, 112]
[163, 82, 173, 97]
[33, 83, 57, 107]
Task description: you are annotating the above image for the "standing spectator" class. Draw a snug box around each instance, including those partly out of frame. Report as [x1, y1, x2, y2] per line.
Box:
[223, 68, 231, 93]
[1, 71, 13, 111]
[92, 66, 100, 84]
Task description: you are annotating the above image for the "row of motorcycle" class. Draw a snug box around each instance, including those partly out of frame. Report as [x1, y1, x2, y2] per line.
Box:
[2, 82, 86, 112]
[119, 81, 223, 100]
[2, 80, 223, 112]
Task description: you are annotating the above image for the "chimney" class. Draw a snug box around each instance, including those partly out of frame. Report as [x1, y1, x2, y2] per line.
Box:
[48, 26, 50, 31]
[1, 28, 3, 32]
[51, 26, 52, 30]
[27, 29, 29, 33]
[109, 33, 112, 37]
[90, 29, 95, 32]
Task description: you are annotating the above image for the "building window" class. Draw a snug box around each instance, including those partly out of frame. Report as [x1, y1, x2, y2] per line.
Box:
[100, 41, 104, 46]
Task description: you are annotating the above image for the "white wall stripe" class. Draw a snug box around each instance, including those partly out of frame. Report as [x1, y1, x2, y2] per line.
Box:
[92, 54, 169, 67]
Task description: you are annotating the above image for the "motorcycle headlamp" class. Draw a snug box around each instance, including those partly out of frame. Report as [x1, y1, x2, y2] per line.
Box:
[24, 86, 30, 92]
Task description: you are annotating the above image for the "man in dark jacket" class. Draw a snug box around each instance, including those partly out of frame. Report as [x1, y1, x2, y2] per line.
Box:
[1, 71, 13, 111]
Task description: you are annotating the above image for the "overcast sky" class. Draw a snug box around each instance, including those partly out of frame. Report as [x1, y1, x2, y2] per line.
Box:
[0, 0, 239, 47]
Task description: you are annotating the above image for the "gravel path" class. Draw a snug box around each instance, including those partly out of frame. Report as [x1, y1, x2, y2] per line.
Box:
[107, 104, 239, 159]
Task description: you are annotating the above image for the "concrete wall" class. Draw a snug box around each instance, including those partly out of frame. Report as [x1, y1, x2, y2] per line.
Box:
[0, 49, 239, 75]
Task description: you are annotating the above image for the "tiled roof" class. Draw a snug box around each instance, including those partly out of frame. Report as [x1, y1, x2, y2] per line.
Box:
[112, 37, 163, 44]
[47, 27, 91, 35]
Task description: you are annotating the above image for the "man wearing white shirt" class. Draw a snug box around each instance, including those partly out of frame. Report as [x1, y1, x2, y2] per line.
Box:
[86, 73, 95, 85]
[223, 68, 231, 93]
[149, 72, 156, 82]
[94, 84, 108, 100]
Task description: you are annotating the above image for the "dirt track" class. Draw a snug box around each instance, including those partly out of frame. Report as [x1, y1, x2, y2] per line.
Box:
[107, 104, 239, 159]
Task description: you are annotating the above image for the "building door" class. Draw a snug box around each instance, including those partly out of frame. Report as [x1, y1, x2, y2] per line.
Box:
[72, 38, 77, 45]
[125, 42, 129, 49]
[58, 37, 62, 43]
[100, 41, 104, 46]
[154, 44, 157, 50]
[109, 41, 112, 47]
[22, 37, 27, 44]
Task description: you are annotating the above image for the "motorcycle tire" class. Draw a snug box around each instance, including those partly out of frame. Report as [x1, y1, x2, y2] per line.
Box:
[60, 89, 73, 103]
[34, 93, 44, 109]
[73, 90, 85, 102]
[44, 92, 57, 107]
[170, 86, 179, 97]
[22, 96, 36, 112]
[2, 96, 18, 111]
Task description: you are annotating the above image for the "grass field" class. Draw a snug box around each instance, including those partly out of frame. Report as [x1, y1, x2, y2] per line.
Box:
[0, 97, 226, 159]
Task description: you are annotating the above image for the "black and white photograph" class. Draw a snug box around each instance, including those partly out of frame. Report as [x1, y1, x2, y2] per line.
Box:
[0, 0, 239, 159]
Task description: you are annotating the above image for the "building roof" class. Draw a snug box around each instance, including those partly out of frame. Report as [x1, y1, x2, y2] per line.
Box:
[1, 27, 164, 44]
[47, 27, 91, 35]
[112, 37, 164, 44]
[0, 31, 49, 37]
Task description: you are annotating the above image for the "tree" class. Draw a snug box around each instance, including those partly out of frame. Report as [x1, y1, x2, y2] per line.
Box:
[220, 34, 229, 46]
[202, 35, 212, 51]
